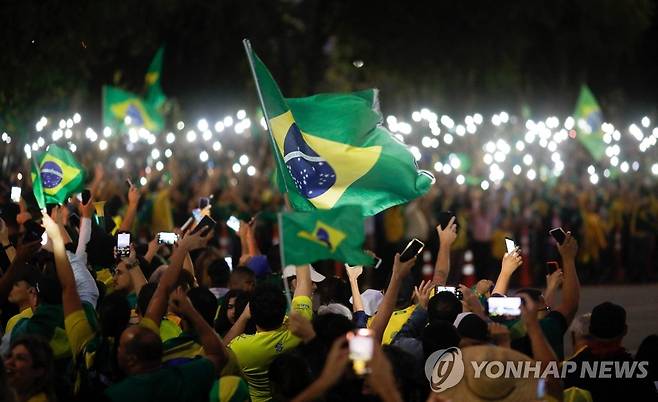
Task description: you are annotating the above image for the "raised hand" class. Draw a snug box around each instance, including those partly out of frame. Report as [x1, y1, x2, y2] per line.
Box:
[557, 232, 578, 261]
[413, 280, 433, 309]
[179, 226, 213, 251]
[392, 253, 416, 280]
[436, 216, 458, 247]
[546, 269, 564, 290]
[501, 248, 523, 276]
[345, 265, 363, 282]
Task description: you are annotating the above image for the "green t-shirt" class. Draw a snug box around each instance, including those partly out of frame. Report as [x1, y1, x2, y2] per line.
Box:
[105, 357, 215, 402]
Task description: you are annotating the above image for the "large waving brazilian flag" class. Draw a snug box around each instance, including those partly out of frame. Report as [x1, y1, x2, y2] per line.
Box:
[103, 86, 165, 133]
[280, 206, 373, 266]
[574, 85, 606, 161]
[31, 144, 85, 208]
[244, 40, 434, 216]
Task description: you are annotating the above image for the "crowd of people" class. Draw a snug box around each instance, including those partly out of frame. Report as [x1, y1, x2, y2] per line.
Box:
[0, 143, 656, 402]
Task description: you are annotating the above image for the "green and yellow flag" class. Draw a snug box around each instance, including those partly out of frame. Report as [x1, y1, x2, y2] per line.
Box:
[574, 85, 606, 161]
[31, 144, 85, 208]
[244, 40, 434, 216]
[280, 206, 373, 266]
[145, 46, 167, 110]
[103, 85, 165, 133]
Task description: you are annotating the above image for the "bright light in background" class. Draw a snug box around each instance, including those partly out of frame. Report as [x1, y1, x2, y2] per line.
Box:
[440, 115, 454, 129]
[151, 149, 160, 159]
[456, 174, 465, 185]
[234, 124, 245, 135]
[523, 154, 533, 166]
[491, 114, 501, 126]
[499, 111, 509, 123]
[455, 125, 466, 136]
[513, 165, 522, 175]
[483, 153, 493, 165]
[652, 163, 658, 175]
[37, 137, 45, 147]
[449, 154, 461, 169]
[115, 158, 125, 169]
[214, 121, 225, 133]
[247, 166, 256, 176]
[236, 109, 246, 120]
[197, 119, 209, 131]
[223, 116, 234, 127]
[260, 117, 267, 130]
[239, 154, 249, 165]
[99, 139, 108, 151]
[641, 116, 650, 128]
[480, 180, 490, 190]
[65, 129, 73, 139]
[156, 161, 164, 171]
[213, 141, 222, 151]
[69, 143, 77, 152]
[444, 133, 453, 144]
[176, 121, 185, 130]
[412, 111, 421, 122]
[186, 130, 197, 142]
[610, 156, 619, 166]
[199, 151, 209, 162]
[620, 161, 629, 173]
[590, 174, 599, 185]
[515, 141, 525, 151]
[66, 119, 73, 128]
[166, 132, 175, 144]
[398, 122, 412, 135]
[527, 169, 536, 181]
[103, 127, 112, 137]
[551, 152, 561, 163]
[632, 161, 640, 171]
[409, 146, 422, 161]
[473, 113, 483, 125]
[59, 119, 66, 129]
[202, 130, 212, 141]
[485, 141, 496, 154]
[564, 117, 575, 130]
[434, 162, 443, 172]
[140, 177, 147, 186]
[164, 149, 172, 158]
[587, 165, 595, 175]
[442, 164, 452, 175]
[232, 163, 241, 173]
[73, 113, 81, 124]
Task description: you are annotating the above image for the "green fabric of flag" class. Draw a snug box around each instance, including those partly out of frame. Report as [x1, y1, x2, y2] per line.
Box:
[30, 144, 85, 206]
[573, 85, 606, 161]
[145, 46, 167, 110]
[280, 206, 373, 266]
[103, 86, 165, 133]
[244, 40, 434, 216]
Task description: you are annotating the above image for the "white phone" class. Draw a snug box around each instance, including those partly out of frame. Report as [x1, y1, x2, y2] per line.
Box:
[10, 187, 21, 203]
[348, 328, 374, 376]
[488, 297, 522, 317]
[224, 256, 233, 269]
[226, 216, 240, 232]
[505, 237, 516, 254]
[116, 231, 131, 257]
[157, 232, 178, 245]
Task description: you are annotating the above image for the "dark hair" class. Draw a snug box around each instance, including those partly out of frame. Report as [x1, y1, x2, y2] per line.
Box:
[515, 288, 543, 303]
[422, 320, 461, 360]
[231, 266, 255, 281]
[427, 291, 462, 323]
[176, 270, 196, 292]
[124, 327, 162, 366]
[35, 271, 62, 306]
[10, 335, 56, 401]
[207, 259, 230, 288]
[137, 283, 158, 317]
[316, 277, 351, 307]
[99, 292, 131, 339]
[187, 287, 218, 326]
[383, 345, 429, 402]
[250, 283, 286, 330]
[214, 289, 249, 336]
[269, 353, 312, 400]
[312, 313, 355, 346]
[635, 334, 658, 381]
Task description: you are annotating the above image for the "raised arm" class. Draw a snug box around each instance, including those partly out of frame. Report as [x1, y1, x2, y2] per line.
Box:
[144, 228, 212, 326]
[434, 217, 457, 285]
[42, 212, 82, 317]
[520, 294, 558, 366]
[492, 249, 522, 296]
[543, 269, 563, 308]
[345, 265, 364, 313]
[0, 218, 16, 263]
[370, 254, 415, 343]
[170, 288, 228, 374]
[553, 233, 580, 324]
[119, 184, 140, 232]
[293, 264, 312, 299]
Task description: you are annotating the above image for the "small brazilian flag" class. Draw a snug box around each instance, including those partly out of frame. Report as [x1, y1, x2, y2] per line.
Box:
[144, 46, 167, 110]
[244, 39, 434, 216]
[31, 144, 85, 208]
[574, 85, 606, 161]
[279, 206, 373, 266]
[103, 85, 165, 133]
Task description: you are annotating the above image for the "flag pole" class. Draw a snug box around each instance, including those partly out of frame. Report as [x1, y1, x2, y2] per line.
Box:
[277, 212, 293, 308]
[242, 39, 291, 195]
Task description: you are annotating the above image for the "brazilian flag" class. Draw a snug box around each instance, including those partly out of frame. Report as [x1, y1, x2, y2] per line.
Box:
[102, 85, 165, 133]
[244, 40, 434, 216]
[574, 85, 606, 161]
[145, 46, 167, 110]
[280, 206, 373, 266]
[31, 144, 85, 208]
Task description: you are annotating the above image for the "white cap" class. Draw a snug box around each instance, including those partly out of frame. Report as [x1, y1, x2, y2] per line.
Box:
[282, 265, 326, 282]
[350, 288, 384, 316]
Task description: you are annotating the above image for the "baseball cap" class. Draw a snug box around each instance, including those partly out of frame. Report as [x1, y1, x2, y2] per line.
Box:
[282, 265, 325, 282]
[589, 301, 626, 339]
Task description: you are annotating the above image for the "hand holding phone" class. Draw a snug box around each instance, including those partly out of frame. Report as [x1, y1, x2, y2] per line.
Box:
[400, 238, 424, 262]
[347, 328, 373, 376]
[226, 216, 240, 232]
[116, 231, 131, 257]
[545, 261, 559, 275]
[549, 228, 566, 245]
[191, 215, 216, 235]
[504, 237, 517, 254]
[81, 189, 91, 205]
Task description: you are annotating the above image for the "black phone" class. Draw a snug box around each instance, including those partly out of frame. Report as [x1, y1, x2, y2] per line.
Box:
[549, 228, 566, 245]
[192, 215, 216, 235]
[116, 231, 131, 257]
[81, 189, 91, 205]
[438, 211, 456, 230]
[23, 220, 45, 243]
[546, 261, 559, 275]
[400, 238, 424, 262]
[198, 197, 210, 209]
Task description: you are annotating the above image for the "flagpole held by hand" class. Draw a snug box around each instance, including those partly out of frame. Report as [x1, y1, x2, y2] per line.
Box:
[277, 212, 293, 308]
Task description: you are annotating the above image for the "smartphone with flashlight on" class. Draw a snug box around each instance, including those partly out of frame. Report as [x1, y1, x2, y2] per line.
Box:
[10, 187, 21, 203]
[157, 232, 179, 245]
[116, 231, 131, 257]
[435, 286, 464, 300]
[487, 297, 522, 318]
[226, 216, 240, 232]
[400, 238, 424, 262]
[505, 237, 517, 254]
[348, 328, 374, 376]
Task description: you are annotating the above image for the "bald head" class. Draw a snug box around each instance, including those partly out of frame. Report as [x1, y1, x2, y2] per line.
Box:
[118, 326, 163, 374]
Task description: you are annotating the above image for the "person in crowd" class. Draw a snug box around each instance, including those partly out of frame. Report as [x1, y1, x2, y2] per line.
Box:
[214, 289, 250, 337]
[205, 258, 231, 301]
[228, 266, 256, 293]
[4, 335, 56, 402]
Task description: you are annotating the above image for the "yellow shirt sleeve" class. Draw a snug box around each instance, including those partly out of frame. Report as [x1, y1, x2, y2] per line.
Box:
[291, 295, 312, 320]
[64, 310, 96, 356]
[139, 317, 160, 334]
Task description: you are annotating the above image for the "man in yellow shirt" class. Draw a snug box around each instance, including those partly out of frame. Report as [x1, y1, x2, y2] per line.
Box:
[227, 265, 313, 402]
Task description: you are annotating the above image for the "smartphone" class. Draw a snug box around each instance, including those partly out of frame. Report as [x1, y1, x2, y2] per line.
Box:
[505, 237, 516, 254]
[199, 197, 210, 209]
[226, 216, 240, 232]
[487, 297, 522, 317]
[549, 228, 566, 245]
[22, 220, 45, 243]
[10, 186, 21, 203]
[372, 256, 382, 269]
[157, 232, 179, 245]
[224, 256, 233, 269]
[348, 328, 374, 376]
[125, 179, 133, 188]
[191, 215, 216, 235]
[435, 286, 463, 300]
[438, 211, 455, 230]
[400, 238, 424, 262]
[81, 189, 91, 205]
[116, 231, 131, 257]
[546, 261, 559, 275]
